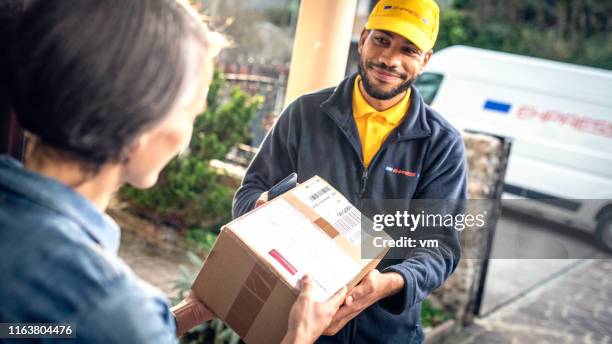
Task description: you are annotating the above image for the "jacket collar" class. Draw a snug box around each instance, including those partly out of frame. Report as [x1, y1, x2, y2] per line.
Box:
[321, 73, 432, 141]
[0, 156, 120, 254]
[352, 75, 411, 126]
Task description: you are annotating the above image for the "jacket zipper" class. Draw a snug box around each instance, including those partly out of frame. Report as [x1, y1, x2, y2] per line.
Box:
[360, 132, 430, 199]
[359, 168, 368, 198]
[359, 133, 398, 199]
[323, 111, 428, 201]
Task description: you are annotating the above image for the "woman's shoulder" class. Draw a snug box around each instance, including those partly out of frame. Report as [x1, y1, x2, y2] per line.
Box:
[0, 199, 163, 314]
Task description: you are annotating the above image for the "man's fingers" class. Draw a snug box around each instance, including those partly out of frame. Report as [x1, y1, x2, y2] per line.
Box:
[346, 285, 364, 304]
[324, 316, 347, 337]
[324, 308, 358, 336]
[323, 324, 341, 336]
[324, 304, 360, 336]
[330, 304, 353, 323]
[254, 192, 269, 209]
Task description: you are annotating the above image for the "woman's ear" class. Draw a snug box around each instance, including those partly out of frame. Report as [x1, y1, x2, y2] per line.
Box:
[120, 133, 147, 164]
[23, 132, 37, 162]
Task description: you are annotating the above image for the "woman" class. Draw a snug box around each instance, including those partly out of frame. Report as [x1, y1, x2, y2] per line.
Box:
[0, 0, 345, 343]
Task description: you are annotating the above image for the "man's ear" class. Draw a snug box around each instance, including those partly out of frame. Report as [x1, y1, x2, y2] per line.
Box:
[419, 50, 433, 74]
[358, 29, 369, 55]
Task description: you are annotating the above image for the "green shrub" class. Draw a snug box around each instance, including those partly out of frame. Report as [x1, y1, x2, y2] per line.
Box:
[421, 299, 452, 328]
[186, 227, 220, 254]
[120, 68, 262, 230]
[436, 2, 612, 70]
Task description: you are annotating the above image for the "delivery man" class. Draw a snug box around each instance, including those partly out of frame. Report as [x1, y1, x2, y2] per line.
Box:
[233, 0, 465, 342]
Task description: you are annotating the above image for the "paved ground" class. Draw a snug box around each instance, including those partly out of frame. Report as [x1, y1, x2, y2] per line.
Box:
[443, 257, 612, 344]
[481, 207, 603, 314]
[118, 229, 196, 300]
[452, 206, 612, 344]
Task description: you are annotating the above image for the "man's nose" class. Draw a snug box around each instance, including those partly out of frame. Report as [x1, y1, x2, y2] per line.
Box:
[376, 48, 402, 69]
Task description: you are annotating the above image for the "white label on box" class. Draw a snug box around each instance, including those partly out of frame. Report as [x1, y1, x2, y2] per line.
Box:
[292, 179, 361, 246]
[231, 198, 360, 301]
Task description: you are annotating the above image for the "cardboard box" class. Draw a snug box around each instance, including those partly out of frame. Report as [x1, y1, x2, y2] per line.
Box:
[192, 176, 389, 344]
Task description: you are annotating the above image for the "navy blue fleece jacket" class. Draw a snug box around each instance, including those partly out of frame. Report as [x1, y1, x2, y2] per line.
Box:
[233, 74, 466, 343]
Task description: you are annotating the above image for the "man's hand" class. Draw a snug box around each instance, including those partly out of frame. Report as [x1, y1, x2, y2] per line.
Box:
[171, 290, 215, 337]
[255, 181, 301, 209]
[323, 270, 404, 336]
[254, 191, 268, 208]
[282, 275, 347, 344]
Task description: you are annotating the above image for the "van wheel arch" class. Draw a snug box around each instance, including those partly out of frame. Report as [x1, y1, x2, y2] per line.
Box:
[595, 211, 612, 253]
[595, 204, 612, 222]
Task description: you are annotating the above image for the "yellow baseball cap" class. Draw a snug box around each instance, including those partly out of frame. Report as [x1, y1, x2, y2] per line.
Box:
[365, 0, 440, 52]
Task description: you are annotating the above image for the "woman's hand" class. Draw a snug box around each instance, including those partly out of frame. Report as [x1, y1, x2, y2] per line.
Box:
[282, 275, 347, 344]
[171, 290, 215, 337]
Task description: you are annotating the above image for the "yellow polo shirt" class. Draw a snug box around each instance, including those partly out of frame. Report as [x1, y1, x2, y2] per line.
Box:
[352, 76, 411, 167]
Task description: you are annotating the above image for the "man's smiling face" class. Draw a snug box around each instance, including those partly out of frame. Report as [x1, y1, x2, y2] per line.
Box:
[358, 30, 432, 100]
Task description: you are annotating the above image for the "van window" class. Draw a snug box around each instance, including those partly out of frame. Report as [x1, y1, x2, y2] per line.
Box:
[415, 72, 443, 105]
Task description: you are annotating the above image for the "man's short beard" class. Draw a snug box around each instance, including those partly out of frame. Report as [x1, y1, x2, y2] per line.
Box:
[358, 61, 415, 100]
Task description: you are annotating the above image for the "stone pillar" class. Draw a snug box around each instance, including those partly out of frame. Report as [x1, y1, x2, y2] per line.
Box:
[430, 132, 512, 325]
[284, 0, 358, 106]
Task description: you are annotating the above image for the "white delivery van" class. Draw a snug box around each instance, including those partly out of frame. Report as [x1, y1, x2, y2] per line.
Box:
[415, 45, 612, 252]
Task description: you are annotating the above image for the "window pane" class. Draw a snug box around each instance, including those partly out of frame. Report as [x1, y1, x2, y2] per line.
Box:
[415, 72, 444, 105]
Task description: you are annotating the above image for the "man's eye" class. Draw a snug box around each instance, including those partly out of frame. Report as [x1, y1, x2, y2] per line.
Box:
[402, 47, 419, 55]
[375, 37, 388, 45]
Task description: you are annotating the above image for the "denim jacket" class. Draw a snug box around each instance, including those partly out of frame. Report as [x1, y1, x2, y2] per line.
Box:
[0, 156, 177, 343]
